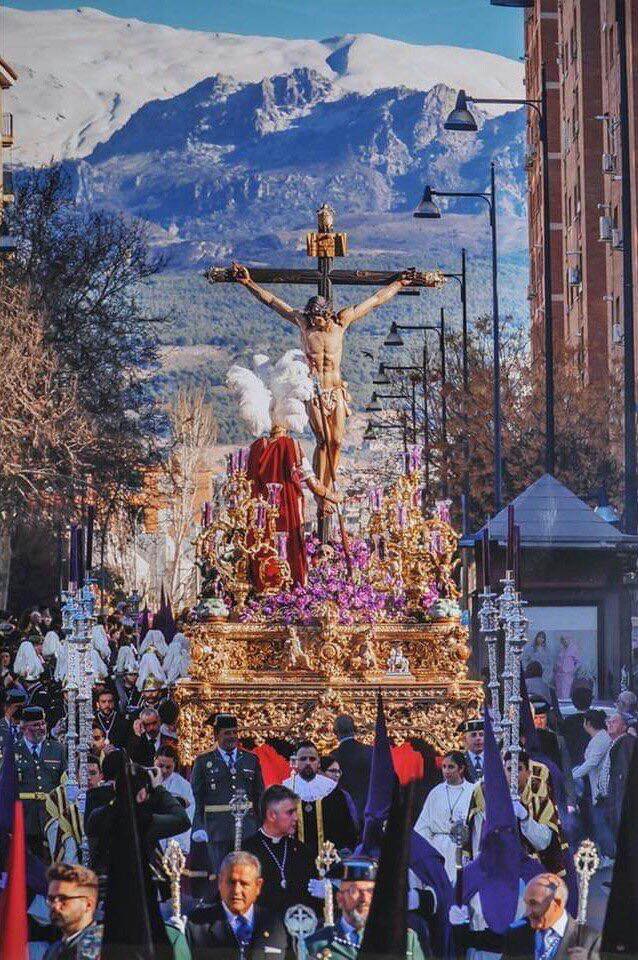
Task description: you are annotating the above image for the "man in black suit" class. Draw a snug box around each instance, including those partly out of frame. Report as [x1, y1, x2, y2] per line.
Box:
[186, 851, 289, 960]
[450, 872, 600, 960]
[458, 718, 484, 783]
[93, 688, 129, 749]
[333, 715, 372, 826]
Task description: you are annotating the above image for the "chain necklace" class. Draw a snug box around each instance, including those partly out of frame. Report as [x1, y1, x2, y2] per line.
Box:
[259, 831, 289, 889]
[445, 783, 466, 824]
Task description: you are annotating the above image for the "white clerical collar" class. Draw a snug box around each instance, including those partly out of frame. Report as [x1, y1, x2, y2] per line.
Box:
[260, 827, 284, 844]
[551, 911, 568, 938]
[282, 772, 336, 801]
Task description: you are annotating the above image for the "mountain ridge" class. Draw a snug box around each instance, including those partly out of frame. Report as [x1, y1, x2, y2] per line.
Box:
[3, 5, 524, 165]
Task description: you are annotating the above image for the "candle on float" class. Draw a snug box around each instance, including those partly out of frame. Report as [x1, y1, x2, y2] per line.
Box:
[506, 504, 515, 572]
[239, 447, 250, 472]
[397, 503, 407, 528]
[267, 483, 283, 507]
[378, 535, 386, 561]
[435, 499, 451, 524]
[86, 505, 95, 572]
[482, 526, 491, 590]
[255, 504, 266, 529]
[409, 445, 421, 474]
[69, 522, 79, 588]
[277, 531, 288, 559]
[514, 523, 522, 590]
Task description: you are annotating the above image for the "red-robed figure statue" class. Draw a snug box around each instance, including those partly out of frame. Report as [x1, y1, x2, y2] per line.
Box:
[228, 351, 338, 589]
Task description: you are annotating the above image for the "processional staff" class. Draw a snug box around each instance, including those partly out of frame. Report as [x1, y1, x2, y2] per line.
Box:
[574, 840, 599, 945]
[162, 839, 187, 929]
[230, 788, 252, 851]
[316, 841, 340, 926]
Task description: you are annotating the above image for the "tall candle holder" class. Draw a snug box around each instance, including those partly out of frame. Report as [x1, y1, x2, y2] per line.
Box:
[477, 567, 529, 797]
[195, 459, 291, 611]
[505, 595, 528, 798]
[367, 463, 459, 613]
[477, 587, 501, 737]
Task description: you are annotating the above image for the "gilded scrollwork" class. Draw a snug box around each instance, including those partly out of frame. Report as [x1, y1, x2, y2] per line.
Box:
[176, 616, 481, 763]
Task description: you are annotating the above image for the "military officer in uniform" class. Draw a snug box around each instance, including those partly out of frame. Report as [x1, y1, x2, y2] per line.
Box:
[191, 713, 264, 876]
[15, 705, 66, 860]
[304, 856, 428, 960]
[458, 719, 484, 784]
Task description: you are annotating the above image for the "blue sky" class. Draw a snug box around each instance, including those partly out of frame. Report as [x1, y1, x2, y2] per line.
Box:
[6, 0, 524, 58]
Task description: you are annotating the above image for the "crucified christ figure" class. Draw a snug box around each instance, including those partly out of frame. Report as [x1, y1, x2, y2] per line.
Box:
[231, 263, 413, 520]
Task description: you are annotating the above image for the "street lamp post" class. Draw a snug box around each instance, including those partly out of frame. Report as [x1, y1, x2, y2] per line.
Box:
[415, 162, 502, 511]
[364, 419, 410, 451]
[370, 365, 421, 454]
[445, 74, 555, 477]
[384, 320, 448, 498]
[443, 249, 470, 528]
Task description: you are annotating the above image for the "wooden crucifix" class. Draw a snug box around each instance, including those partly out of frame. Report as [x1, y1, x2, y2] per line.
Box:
[204, 204, 445, 538]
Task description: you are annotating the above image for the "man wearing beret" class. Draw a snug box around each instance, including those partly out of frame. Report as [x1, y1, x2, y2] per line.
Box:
[304, 856, 428, 960]
[191, 713, 264, 876]
[15, 705, 66, 859]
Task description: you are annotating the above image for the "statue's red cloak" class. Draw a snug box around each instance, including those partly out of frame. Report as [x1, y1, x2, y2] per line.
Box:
[246, 435, 307, 589]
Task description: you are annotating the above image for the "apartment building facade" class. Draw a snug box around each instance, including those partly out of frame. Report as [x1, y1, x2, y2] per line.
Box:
[524, 1, 638, 386]
[598, 0, 638, 382]
[524, 0, 565, 361]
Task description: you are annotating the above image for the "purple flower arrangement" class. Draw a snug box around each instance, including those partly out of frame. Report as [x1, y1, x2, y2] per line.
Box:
[241, 534, 440, 625]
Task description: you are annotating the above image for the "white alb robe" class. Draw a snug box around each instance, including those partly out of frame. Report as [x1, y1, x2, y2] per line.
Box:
[414, 779, 474, 883]
[160, 771, 195, 854]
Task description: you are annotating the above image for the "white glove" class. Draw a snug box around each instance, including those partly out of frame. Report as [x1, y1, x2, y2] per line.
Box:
[512, 800, 529, 821]
[191, 829, 208, 843]
[448, 905, 470, 926]
[166, 916, 186, 934]
[308, 878, 327, 899]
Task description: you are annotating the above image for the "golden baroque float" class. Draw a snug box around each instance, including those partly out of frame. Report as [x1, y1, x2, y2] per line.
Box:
[178, 452, 482, 759]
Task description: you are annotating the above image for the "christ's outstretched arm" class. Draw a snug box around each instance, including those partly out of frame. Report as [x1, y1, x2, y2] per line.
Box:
[337, 270, 415, 327]
[231, 263, 298, 326]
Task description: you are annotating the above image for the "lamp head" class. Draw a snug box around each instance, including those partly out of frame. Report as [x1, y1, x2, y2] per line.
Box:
[384, 322, 404, 348]
[414, 186, 441, 220]
[372, 363, 391, 386]
[365, 392, 382, 413]
[444, 89, 478, 132]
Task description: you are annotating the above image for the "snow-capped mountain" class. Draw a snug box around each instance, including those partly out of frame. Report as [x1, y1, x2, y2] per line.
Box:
[3, 6, 524, 165]
[71, 67, 526, 266]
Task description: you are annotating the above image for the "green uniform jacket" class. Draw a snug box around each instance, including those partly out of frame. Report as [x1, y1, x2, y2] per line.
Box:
[305, 923, 426, 960]
[14, 737, 66, 838]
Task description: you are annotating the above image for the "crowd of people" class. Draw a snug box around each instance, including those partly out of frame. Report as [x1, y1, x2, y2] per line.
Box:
[0, 602, 636, 960]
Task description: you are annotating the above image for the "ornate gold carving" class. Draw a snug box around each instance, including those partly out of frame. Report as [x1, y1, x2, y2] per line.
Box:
[176, 618, 481, 761]
[195, 469, 291, 612]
